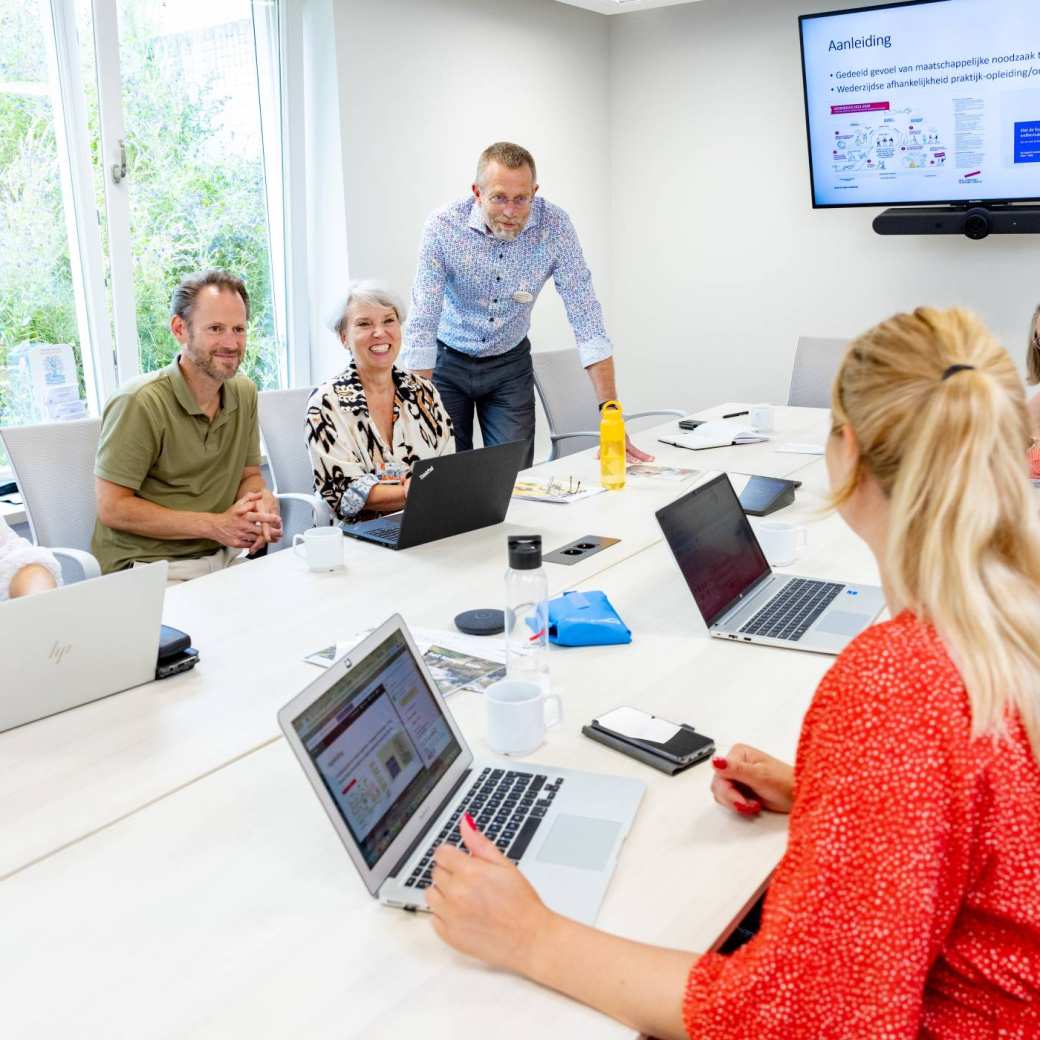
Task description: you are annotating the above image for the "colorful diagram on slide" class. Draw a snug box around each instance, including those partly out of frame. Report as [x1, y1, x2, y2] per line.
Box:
[830, 103, 947, 174]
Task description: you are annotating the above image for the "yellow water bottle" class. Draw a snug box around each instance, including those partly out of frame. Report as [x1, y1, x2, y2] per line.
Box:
[599, 400, 626, 491]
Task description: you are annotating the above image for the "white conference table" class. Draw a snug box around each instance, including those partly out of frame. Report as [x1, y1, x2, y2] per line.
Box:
[0, 417, 885, 1039]
[0, 404, 830, 879]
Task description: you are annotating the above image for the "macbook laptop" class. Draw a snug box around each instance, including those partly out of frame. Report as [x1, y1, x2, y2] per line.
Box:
[0, 561, 167, 733]
[278, 615, 645, 924]
[656, 473, 884, 655]
[342, 440, 527, 550]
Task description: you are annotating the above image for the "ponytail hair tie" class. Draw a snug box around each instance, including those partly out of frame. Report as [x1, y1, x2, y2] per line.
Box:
[942, 364, 975, 380]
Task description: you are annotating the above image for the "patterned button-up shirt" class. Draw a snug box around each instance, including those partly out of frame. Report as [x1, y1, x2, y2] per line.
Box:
[401, 197, 612, 371]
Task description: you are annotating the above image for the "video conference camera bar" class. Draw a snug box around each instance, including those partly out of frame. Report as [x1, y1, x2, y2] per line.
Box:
[872, 204, 1040, 240]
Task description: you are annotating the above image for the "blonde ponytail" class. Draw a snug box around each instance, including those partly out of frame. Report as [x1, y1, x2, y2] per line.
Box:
[1027, 303, 1040, 385]
[832, 307, 1040, 760]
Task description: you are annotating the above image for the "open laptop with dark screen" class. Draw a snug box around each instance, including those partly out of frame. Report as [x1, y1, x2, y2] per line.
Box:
[655, 473, 883, 655]
[278, 615, 644, 924]
[341, 440, 526, 550]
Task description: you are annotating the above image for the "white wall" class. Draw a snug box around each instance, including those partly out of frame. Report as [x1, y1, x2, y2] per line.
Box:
[324, 0, 612, 390]
[608, 0, 1040, 415]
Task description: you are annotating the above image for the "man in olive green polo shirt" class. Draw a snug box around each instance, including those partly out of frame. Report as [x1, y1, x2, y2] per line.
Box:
[92, 269, 282, 581]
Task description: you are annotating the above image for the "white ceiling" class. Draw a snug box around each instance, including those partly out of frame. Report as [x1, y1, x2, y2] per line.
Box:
[553, 0, 706, 15]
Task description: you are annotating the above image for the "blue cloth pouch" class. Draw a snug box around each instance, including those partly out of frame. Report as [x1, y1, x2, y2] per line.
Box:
[546, 590, 631, 646]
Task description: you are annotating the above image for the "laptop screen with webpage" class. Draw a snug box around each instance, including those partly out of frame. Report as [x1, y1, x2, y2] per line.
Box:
[656, 474, 772, 627]
[290, 629, 463, 869]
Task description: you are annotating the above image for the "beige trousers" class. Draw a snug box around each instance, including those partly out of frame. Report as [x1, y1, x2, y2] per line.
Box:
[135, 547, 246, 586]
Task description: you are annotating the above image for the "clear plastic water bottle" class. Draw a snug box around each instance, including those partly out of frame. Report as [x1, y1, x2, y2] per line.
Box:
[505, 535, 549, 691]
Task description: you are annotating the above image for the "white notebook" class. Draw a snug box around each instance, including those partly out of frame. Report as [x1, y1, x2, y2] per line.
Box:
[658, 418, 769, 451]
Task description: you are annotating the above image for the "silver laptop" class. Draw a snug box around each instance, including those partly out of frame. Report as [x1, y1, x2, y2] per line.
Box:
[0, 561, 167, 733]
[656, 473, 884, 655]
[278, 616, 645, 924]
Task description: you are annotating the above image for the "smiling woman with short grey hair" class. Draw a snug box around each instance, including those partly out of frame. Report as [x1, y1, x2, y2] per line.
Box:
[307, 280, 455, 521]
[331, 281, 408, 339]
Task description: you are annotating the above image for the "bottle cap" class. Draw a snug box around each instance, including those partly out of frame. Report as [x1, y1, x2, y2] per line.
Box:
[508, 534, 542, 570]
[600, 400, 624, 426]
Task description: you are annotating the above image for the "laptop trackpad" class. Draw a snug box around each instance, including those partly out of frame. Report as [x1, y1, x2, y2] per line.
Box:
[814, 610, 867, 636]
[535, 815, 620, 871]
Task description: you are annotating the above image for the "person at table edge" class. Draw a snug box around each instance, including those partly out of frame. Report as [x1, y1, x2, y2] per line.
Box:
[0, 517, 59, 601]
[425, 307, 1040, 1038]
[401, 140, 652, 469]
[92, 270, 282, 581]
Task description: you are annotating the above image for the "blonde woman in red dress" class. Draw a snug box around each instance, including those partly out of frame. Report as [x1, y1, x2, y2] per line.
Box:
[425, 307, 1040, 1039]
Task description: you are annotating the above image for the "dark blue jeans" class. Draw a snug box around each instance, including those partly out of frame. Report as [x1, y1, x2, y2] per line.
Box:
[433, 338, 535, 469]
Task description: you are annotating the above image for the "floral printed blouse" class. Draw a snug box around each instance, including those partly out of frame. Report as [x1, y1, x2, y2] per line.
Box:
[683, 611, 1040, 1038]
[305, 363, 455, 521]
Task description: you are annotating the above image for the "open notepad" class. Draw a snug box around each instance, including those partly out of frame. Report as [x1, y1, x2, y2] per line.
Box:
[658, 418, 769, 451]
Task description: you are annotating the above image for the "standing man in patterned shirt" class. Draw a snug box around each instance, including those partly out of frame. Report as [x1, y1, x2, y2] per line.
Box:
[401, 141, 652, 469]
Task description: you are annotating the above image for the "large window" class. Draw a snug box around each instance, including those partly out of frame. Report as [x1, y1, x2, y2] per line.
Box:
[0, 0, 294, 470]
[0, 2, 91, 443]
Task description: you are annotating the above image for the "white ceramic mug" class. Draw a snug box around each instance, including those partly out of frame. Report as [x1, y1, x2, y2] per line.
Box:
[755, 520, 807, 568]
[485, 679, 562, 756]
[750, 403, 775, 433]
[292, 526, 344, 571]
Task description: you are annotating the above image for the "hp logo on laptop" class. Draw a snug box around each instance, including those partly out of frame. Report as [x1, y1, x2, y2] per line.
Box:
[49, 642, 73, 665]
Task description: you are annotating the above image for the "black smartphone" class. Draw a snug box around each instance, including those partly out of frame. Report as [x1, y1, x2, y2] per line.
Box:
[592, 706, 715, 766]
[678, 418, 705, 431]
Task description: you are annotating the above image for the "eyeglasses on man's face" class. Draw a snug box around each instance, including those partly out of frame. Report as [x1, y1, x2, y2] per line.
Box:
[486, 193, 533, 209]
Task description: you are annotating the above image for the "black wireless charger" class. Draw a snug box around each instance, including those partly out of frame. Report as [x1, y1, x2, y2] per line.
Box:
[454, 608, 505, 636]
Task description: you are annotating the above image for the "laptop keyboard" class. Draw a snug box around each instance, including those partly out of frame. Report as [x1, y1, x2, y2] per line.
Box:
[404, 767, 564, 889]
[739, 578, 843, 642]
[365, 525, 401, 541]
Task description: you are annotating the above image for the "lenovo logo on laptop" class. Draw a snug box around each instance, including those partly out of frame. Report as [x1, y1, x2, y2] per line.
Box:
[418, 466, 434, 480]
[49, 642, 72, 665]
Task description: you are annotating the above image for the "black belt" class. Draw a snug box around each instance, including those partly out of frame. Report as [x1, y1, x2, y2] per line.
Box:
[438, 336, 530, 364]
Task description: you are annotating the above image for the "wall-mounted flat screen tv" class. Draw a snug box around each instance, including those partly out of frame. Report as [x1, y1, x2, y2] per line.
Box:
[799, 0, 1040, 207]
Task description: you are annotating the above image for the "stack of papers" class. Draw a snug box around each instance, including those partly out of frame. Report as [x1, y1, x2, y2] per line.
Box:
[513, 478, 604, 504]
[626, 463, 700, 482]
[305, 627, 506, 696]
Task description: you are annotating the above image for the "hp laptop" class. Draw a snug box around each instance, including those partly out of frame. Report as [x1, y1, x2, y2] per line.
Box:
[656, 473, 884, 655]
[279, 616, 645, 924]
[0, 561, 167, 732]
[342, 440, 527, 550]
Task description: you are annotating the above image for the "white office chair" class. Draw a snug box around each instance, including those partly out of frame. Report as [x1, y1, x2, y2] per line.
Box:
[787, 336, 849, 409]
[0, 419, 102, 582]
[532, 349, 685, 461]
[258, 387, 332, 530]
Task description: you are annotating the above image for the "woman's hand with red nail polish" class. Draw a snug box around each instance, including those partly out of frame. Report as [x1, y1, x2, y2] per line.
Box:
[710, 743, 795, 816]
[425, 814, 555, 976]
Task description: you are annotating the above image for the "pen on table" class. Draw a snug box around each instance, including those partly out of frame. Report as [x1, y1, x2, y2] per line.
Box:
[723, 410, 749, 419]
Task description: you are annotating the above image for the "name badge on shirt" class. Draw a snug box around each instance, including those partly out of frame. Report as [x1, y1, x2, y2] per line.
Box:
[512, 290, 534, 304]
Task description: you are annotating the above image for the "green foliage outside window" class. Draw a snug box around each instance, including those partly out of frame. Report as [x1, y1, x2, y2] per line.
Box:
[0, 2, 281, 467]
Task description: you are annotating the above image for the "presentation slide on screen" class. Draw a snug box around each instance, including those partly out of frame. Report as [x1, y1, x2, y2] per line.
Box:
[801, 0, 1040, 205]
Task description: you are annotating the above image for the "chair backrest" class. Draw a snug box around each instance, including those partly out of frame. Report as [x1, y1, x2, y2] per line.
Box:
[0, 418, 102, 551]
[531, 349, 601, 458]
[787, 336, 850, 409]
[258, 387, 316, 495]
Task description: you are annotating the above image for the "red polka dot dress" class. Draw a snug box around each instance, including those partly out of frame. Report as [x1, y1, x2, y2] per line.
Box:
[682, 611, 1040, 1038]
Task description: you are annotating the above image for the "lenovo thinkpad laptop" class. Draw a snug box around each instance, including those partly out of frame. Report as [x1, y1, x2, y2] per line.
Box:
[656, 474, 884, 655]
[341, 440, 527, 550]
[278, 616, 645, 924]
[0, 561, 167, 732]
